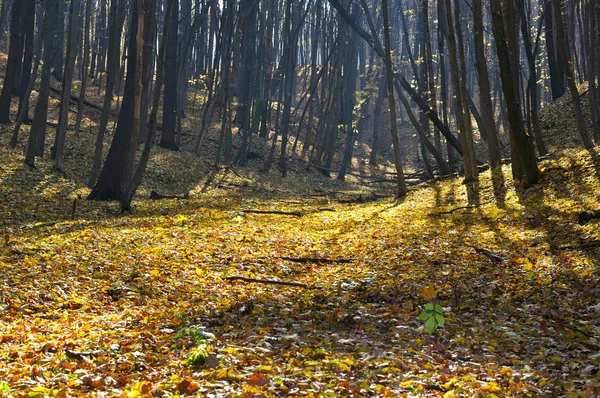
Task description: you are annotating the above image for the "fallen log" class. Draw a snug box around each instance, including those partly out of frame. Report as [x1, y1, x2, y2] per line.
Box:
[225, 276, 318, 289]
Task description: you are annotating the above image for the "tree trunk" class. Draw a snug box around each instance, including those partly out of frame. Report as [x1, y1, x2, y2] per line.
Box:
[88, 0, 126, 188]
[25, 0, 59, 166]
[473, 0, 502, 167]
[74, 0, 93, 137]
[0, 0, 23, 123]
[53, 0, 81, 174]
[552, 0, 593, 148]
[382, 0, 406, 197]
[490, 0, 539, 187]
[53, 0, 65, 81]
[159, 0, 179, 150]
[121, 0, 174, 212]
[88, 0, 141, 201]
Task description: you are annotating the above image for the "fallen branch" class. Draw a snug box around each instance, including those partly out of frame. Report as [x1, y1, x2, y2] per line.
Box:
[468, 245, 505, 262]
[435, 205, 477, 215]
[240, 209, 305, 217]
[557, 240, 600, 250]
[278, 256, 352, 264]
[150, 190, 189, 200]
[225, 276, 318, 289]
[49, 85, 106, 112]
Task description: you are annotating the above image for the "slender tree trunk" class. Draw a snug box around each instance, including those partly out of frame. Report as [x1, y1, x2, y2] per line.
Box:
[159, 0, 179, 150]
[17, 0, 35, 116]
[382, 0, 406, 197]
[88, 0, 126, 188]
[443, 0, 478, 182]
[473, 0, 502, 167]
[53, 0, 81, 174]
[53, 0, 65, 81]
[552, 0, 593, 148]
[74, 0, 93, 137]
[0, 0, 23, 123]
[25, 0, 59, 166]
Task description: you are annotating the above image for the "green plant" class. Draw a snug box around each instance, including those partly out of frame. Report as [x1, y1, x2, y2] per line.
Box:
[176, 327, 215, 366]
[419, 303, 445, 333]
[0, 381, 10, 397]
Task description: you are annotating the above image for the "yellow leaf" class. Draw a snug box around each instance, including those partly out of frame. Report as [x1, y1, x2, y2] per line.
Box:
[149, 269, 161, 276]
[195, 268, 203, 276]
[421, 285, 439, 300]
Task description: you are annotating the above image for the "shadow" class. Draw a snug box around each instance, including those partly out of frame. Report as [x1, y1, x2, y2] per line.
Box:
[490, 165, 507, 209]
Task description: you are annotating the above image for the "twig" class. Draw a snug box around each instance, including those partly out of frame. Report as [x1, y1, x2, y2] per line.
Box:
[557, 240, 600, 250]
[225, 276, 318, 289]
[468, 245, 505, 262]
[278, 256, 352, 264]
[435, 205, 477, 215]
[240, 209, 305, 217]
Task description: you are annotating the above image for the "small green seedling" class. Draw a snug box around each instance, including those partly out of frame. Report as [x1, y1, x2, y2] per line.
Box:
[419, 303, 445, 333]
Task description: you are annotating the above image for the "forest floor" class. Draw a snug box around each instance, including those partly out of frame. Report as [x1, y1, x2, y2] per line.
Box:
[2, 62, 600, 396]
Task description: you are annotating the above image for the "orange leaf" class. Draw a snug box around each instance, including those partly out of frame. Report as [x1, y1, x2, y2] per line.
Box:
[421, 285, 439, 300]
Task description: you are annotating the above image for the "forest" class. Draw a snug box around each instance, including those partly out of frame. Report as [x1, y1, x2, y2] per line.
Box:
[1, 0, 600, 395]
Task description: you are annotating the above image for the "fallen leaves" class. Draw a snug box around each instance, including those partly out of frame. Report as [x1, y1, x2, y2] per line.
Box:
[1, 138, 600, 396]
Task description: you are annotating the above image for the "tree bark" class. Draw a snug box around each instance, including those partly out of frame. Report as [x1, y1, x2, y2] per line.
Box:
[490, 0, 540, 187]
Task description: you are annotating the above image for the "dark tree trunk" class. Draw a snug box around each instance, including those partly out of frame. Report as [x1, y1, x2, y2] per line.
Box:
[551, 0, 593, 148]
[53, 0, 81, 174]
[159, 0, 179, 150]
[75, 0, 93, 136]
[545, 1, 565, 99]
[490, 0, 539, 187]
[473, 0, 502, 167]
[53, 0, 65, 81]
[25, 0, 59, 166]
[18, 0, 35, 116]
[88, 0, 126, 188]
[0, 0, 23, 123]
[88, 0, 141, 201]
[121, 0, 174, 212]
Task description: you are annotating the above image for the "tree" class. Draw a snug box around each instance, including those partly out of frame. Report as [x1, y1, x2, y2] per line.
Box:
[53, 0, 81, 174]
[159, 0, 179, 151]
[88, 0, 126, 188]
[490, 0, 539, 187]
[25, 0, 59, 167]
[88, 0, 142, 201]
[0, 0, 24, 123]
[381, 0, 406, 197]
